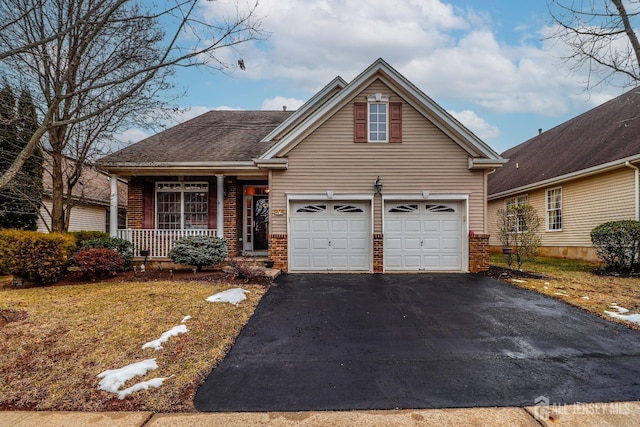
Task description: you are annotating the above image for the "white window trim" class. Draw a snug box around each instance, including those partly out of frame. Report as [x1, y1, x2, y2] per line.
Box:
[367, 93, 389, 143]
[546, 186, 563, 232]
[156, 181, 209, 230]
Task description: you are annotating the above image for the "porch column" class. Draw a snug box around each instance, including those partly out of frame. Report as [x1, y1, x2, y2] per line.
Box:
[109, 174, 118, 237]
[216, 174, 224, 238]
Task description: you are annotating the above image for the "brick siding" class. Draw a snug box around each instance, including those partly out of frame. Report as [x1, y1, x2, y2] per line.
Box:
[269, 234, 288, 272]
[373, 233, 383, 273]
[468, 233, 490, 273]
[223, 177, 239, 256]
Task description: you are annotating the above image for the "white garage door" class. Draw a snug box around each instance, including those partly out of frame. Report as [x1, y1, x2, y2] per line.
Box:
[384, 201, 463, 271]
[290, 201, 371, 271]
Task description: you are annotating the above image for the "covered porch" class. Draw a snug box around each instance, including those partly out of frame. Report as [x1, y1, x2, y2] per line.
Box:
[108, 171, 271, 260]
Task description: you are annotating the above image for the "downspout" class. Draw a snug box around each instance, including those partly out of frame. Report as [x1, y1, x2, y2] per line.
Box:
[625, 161, 639, 220]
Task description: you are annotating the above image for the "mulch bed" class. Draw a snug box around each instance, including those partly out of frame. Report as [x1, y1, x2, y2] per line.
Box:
[478, 265, 549, 281]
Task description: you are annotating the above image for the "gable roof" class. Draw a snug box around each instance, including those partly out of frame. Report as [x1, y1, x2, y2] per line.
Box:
[99, 110, 293, 166]
[489, 88, 640, 198]
[259, 58, 505, 168]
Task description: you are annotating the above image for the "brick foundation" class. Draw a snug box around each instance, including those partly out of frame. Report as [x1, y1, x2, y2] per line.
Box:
[373, 233, 383, 273]
[268, 234, 288, 272]
[469, 233, 490, 273]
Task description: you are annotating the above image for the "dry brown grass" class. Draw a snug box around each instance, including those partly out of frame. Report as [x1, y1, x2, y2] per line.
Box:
[0, 279, 266, 412]
[490, 254, 640, 331]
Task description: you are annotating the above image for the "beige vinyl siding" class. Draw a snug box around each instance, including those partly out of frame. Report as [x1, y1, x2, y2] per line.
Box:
[37, 199, 107, 232]
[488, 167, 636, 248]
[271, 80, 485, 234]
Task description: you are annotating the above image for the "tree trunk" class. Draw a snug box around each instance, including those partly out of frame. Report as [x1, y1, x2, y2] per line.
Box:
[50, 149, 66, 232]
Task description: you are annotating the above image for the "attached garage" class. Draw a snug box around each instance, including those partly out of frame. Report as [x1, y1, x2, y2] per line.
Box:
[384, 201, 465, 271]
[289, 201, 371, 271]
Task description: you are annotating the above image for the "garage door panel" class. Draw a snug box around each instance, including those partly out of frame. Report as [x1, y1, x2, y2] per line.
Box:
[385, 201, 463, 271]
[403, 238, 421, 250]
[312, 238, 329, 249]
[403, 220, 421, 233]
[311, 220, 329, 233]
[442, 237, 460, 250]
[292, 238, 310, 250]
[330, 220, 348, 233]
[292, 220, 310, 233]
[331, 238, 348, 250]
[442, 220, 459, 232]
[311, 255, 330, 269]
[422, 220, 440, 232]
[350, 238, 368, 250]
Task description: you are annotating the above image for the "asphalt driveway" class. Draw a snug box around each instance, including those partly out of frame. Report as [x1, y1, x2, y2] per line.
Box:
[194, 274, 640, 412]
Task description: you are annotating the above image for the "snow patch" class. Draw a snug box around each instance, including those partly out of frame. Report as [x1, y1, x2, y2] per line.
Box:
[206, 288, 249, 306]
[181, 315, 192, 323]
[609, 303, 629, 314]
[511, 279, 526, 283]
[117, 377, 169, 400]
[142, 325, 189, 350]
[605, 304, 640, 326]
[97, 359, 158, 393]
[554, 292, 568, 296]
[582, 296, 590, 300]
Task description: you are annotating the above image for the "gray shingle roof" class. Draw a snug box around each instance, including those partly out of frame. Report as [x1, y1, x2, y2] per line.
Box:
[489, 88, 640, 196]
[99, 110, 294, 164]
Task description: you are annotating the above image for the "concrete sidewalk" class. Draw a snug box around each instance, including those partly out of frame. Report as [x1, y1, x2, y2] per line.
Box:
[2, 403, 639, 427]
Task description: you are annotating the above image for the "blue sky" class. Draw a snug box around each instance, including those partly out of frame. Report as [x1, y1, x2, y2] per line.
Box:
[118, 0, 630, 154]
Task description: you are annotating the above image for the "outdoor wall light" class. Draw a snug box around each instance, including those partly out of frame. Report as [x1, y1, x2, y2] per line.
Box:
[374, 176, 383, 194]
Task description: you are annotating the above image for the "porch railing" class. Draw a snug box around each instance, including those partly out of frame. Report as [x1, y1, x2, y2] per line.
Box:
[117, 229, 217, 258]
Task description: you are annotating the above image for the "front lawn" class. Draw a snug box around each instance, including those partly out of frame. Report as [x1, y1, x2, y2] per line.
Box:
[0, 279, 266, 411]
[489, 254, 640, 330]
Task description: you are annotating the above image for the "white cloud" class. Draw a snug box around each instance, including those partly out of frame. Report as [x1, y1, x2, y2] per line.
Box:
[198, 0, 624, 117]
[449, 109, 500, 140]
[261, 96, 305, 111]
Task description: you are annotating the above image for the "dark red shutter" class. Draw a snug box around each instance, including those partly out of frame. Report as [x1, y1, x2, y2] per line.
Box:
[142, 181, 155, 228]
[389, 102, 402, 143]
[208, 181, 217, 229]
[354, 102, 367, 143]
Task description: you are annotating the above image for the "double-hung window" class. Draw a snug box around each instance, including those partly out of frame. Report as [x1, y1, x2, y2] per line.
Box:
[546, 187, 562, 231]
[156, 182, 208, 229]
[505, 195, 528, 233]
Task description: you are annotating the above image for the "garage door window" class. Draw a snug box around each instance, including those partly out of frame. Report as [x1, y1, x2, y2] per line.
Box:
[296, 204, 326, 213]
[389, 204, 418, 213]
[425, 204, 455, 212]
[334, 204, 364, 213]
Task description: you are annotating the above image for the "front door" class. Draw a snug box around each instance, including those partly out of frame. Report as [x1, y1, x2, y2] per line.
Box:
[253, 195, 269, 251]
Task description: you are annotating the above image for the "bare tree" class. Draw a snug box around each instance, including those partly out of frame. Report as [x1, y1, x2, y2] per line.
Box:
[0, 0, 263, 231]
[496, 204, 542, 270]
[547, 0, 640, 89]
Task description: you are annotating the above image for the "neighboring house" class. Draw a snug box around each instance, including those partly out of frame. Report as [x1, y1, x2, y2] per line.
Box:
[37, 151, 127, 232]
[487, 88, 640, 261]
[98, 58, 505, 273]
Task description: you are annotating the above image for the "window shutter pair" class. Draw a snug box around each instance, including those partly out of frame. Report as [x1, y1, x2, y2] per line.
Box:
[353, 101, 402, 143]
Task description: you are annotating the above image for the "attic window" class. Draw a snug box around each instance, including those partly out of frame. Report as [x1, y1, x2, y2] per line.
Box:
[354, 96, 402, 143]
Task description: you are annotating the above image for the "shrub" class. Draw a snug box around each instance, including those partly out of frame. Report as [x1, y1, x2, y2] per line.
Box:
[0, 229, 76, 284]
[227, 258, 271, 286]
[496, 204, 541, 269]
[67, 230, 109, 248]
[169, 235, 228, 271]
[591, 220, 640, 271]
[81, 237, 133, 269]
[72, 248, 125, 280]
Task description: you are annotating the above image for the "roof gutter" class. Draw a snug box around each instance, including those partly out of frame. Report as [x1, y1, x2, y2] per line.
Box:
[625, 161, 639, 220]
[488, 154, 640, 200]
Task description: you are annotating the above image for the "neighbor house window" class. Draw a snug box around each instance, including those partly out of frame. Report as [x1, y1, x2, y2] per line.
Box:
[156, 182, 208, 229]
[546, 187, 562, 231]
[505, 195, 529, 233]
